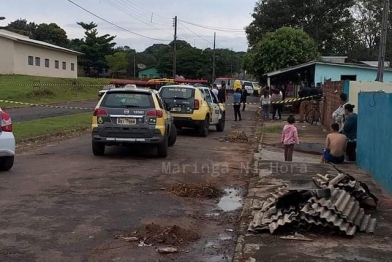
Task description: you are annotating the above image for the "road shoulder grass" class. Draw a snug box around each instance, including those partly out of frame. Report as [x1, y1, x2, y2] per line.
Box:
[13, 113, 91, 142]
[0, 75, 110, 108]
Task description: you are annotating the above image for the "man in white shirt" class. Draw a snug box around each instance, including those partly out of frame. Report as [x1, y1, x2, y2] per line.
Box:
[332, 93, 349, 131]
[211, 84, 219, 99]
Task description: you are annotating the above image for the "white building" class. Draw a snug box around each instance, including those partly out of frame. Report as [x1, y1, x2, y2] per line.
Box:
[0, 29, 81, 78]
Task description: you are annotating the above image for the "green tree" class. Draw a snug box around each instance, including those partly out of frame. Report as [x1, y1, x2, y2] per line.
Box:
[246, 0, 355, 55]
[106, 52, 128, 77]
[251, 27, 319, 75]
[126, 50, 157, 78]
[143, 44, 170, 62]
[6, 19, 37, 37]
[76, 22, 116, 72]
[33, 23, 69, 47]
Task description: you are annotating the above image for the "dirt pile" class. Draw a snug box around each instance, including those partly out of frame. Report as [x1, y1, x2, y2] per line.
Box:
[120, 224, 200, 246]
[227, 131, 248, 143]
[167, 182, 223, 198]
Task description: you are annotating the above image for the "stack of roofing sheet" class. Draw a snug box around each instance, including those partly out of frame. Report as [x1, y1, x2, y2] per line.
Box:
[248, 173, 377, 236]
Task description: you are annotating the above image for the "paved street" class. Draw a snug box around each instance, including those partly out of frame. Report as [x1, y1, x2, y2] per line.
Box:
[6, 101, 98, 122]
[0, 103, 260, 262]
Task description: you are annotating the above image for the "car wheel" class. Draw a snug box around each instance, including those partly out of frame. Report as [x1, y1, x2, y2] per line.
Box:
[92, 142, 105, 156]
[216, 112, 225, 132]
[157, 134, 168, 158]
[168, 125, 177, 147]
[198, 116, 210, 137]
[0, 156, 14, 171]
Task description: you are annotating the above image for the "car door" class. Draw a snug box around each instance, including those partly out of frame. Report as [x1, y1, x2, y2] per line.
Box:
[203, 89, 220, 124]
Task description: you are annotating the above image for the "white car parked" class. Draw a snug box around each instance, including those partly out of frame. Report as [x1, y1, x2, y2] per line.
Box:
[0, 109, 15, 171]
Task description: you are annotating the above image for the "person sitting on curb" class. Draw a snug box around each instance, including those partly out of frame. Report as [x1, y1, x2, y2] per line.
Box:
[321, 123, 347, 164]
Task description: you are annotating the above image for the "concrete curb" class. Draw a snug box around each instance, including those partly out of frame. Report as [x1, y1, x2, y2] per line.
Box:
[232, 122, 264, 262]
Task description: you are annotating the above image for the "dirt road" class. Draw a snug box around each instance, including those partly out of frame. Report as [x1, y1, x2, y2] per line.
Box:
[0, 105, 260, 262]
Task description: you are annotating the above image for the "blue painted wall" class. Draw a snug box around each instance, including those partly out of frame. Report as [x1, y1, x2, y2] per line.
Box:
[315, 64, 392, 83]
[357, 92, 392, 195]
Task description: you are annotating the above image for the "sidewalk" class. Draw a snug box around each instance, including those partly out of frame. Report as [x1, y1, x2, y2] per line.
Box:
[233, 121, 392, 262]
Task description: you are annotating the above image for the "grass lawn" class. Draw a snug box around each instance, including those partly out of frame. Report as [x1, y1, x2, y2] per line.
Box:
[13, 113, 91, 142]
[0, 75, 110, 108]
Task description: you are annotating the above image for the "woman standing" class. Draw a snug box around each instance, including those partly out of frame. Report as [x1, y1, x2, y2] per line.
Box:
[270, 89, 283, 121]
[343, 104, 357, 161]
[260, 89, 271, 120]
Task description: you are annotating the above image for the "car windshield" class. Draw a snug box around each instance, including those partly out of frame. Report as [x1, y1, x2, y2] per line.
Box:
[244, 82, 253, 87]
[101, 92, 154, 108]
[160, 87, 195, 99]
[253, 83, 260, 88]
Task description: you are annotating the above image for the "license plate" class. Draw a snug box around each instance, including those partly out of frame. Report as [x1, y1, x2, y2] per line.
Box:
[171, 107, 182, 112]
[117, 118, 136, 125]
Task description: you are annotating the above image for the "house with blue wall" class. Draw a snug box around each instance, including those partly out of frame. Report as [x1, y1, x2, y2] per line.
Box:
[265, 61, 392, 88]
[138, 67, 160, 79]
[357, 92, 392, 195]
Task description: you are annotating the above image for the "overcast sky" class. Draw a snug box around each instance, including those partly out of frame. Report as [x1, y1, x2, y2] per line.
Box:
[1, 0, 255, 52]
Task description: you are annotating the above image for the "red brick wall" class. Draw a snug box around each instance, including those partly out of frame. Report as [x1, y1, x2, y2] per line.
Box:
[321, 81, 344, 128]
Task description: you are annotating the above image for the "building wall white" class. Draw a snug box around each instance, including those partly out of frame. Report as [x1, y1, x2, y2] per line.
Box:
[0, 37, 15, 74]
[13, 42, 78, 78]
[348, 81, 392, 113]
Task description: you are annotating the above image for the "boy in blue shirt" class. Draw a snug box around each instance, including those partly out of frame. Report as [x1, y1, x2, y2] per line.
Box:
[233, 88, 242, 121]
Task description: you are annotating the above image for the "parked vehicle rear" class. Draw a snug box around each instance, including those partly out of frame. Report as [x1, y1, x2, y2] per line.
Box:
[0, 109, 15, 171]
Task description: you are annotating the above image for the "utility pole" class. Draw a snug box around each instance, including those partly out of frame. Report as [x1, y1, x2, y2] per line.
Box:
[230, 47, 233, 76]
[133, 52, 136, 78]
[376, 0, 390, 82]
[212, 32, 216, 81]
[173, 16, 178, 79]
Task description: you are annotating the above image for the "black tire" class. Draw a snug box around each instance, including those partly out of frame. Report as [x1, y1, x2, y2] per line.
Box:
[92, 142, 105, 156]
[216, 112, 225, 132]
[168, 124, 177, 147]
[0, 156, 14, 171]
[305, 109, 321, 125]
[198, 116, 210, 137]
[157, 134, 168, 158]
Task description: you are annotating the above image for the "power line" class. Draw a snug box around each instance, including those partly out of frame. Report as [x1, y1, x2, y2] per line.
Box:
[104, 0, 168, 30]
[178, 21, 214, 46]
[112, 0, 172, 26]
[99, 0, 245, 33]
[66, 0, 170, 42]
[117, 1, 173, 22]
[178, 19, 245, 33]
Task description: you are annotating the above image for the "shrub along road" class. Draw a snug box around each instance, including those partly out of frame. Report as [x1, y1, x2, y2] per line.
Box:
[0, 105, 260, 262]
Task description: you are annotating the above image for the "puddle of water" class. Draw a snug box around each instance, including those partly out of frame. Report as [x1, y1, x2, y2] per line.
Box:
[217, 188, 242, 212]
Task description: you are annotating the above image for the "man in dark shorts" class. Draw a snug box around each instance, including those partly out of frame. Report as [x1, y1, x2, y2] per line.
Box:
[321, 123, 347, 164]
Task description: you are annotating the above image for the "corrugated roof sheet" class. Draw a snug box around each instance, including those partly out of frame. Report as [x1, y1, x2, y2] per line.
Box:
[248, 173, 378, 236]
